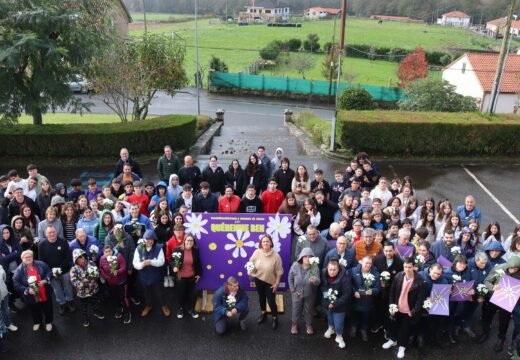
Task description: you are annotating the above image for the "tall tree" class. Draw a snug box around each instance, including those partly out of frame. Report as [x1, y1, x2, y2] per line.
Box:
[397, 47, 429, 88]
[0, 0, 113, 125]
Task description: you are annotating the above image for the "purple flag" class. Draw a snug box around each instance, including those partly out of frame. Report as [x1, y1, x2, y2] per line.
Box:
[184, 213, 292, 291]
[450, 280, 474, 302]
[490, 275, 520, 313]
[429, 284, 451, 316]
[396, 245, 413, 258]
[437, 255, 452, 268]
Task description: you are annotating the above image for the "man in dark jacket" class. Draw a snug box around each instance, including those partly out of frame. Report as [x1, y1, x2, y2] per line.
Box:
[272, 158, 295, 196]
[314, 191, 338, 232]
[114, 148, 142, 179]
[238, 185, 263, 214]
[382, 258, 426, 359]
[212, 276, 249, 335]
[195, 182, 218, 213]
[201, 155, 226, 196]
[157, 145, 182, 183]
[8, 187, 39, 222]
[178, 155, 202, 193]
[174, 184, 202, 213]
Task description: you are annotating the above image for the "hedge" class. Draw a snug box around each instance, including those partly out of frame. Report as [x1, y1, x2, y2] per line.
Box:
[335, 111, 520, 157]
[0, 115, 198, 157]
[345, 45, 451, 66]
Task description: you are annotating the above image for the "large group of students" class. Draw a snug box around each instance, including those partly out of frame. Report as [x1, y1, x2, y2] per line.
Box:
[0, 145, 519, 359]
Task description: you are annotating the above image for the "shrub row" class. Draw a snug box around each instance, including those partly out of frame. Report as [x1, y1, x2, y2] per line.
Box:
[335, 111, 520, 157]
[344, 44, 451, 66]
[0, 115, 197, 157]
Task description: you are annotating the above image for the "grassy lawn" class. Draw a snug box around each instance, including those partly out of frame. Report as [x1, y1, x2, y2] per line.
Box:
[130, 12, 192, 22]
[17, 113, 131, 124]
[129, 17, 500, 87]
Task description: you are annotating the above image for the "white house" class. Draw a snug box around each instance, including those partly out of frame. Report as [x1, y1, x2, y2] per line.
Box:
[437, 11, 471, 27]
[443, 52, 520, 113]
[486, 17, 508, 38]
[239, 0, 290, 23]
[511, 19, 520, 37]
[304, 7, 341, 20]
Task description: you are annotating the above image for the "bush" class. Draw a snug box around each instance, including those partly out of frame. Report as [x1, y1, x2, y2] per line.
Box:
[335, 111, 520, 157]
[259, 41, 282, 61]
[338, 88, 375, 110]
[209, 56, 229, 72]
[287, 38, 302, 52]
[0, 115, 197, 157]
[303, 33, 320, 52]
[294, 112, 331, 146]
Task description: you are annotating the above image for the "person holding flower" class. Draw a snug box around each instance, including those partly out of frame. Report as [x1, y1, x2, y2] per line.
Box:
[320, 258, 351, 349]
[170, 234, 202, 319]
[324, 236, 357, 270]
[70, 249, 105, 327]
[99, 245, 131, 324]
[382, 258, 426, 359]
[288, 247, 321, 335]
[413, 240, 436, 271]
[418, 263, 448, 346]
[477, 256, 520, 352]
[69, 228, 103, 263]
[12, 250, 54, 331]
[248, 233, 283, 330]
[443, 255, 472, 344]
[350, 255, 381, 342]
[212, 276, 249, 335]
[132, 230, 171, 317]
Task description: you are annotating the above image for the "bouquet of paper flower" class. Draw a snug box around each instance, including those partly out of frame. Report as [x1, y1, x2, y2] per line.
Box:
[380, 271, 391, 287]
[27, 275, 39, 296]
[90, 245, 99, 258]
[451, 246, 461, 256]
[137, 238, 146, 252]
[52, 267, 62, 278]
[298, 236, 306, 245]
[87, 265, 99, 281]
[495, 269, 506, 281]
[423, 298, 432, 310]
[476, 283, 489, 301]
[226, 294, 236, 310]
[452, 274, 462, 284]
[171, 252, 183, 278]
[339, 258, 348, 268]
[309, 256, 320, 277]
[389, 303, 398, 320]
[103, 198, 114, 210]
[107, 255, 118, 274]
[244, 261, 255, 275]
[414, 254, 425, 269]
[363, 272, 376, 290]
[327, 288, 339, 305]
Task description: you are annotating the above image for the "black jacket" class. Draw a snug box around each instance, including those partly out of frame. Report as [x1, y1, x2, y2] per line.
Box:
[389, 271, 426, 319]
[178, 166, 202, 193]
[170, 246, 202, 277]
[8, 196, 39, 222]
[373, 254, 404, 282]
[320, 266, 352, 313]
[244, 165, 266, 194]
[174, 196, 202, 213]
[225, 166, 246, 198]
[273, 168, 295, 195]
[315, 200, 339, 231]
[239, 196, 263, 214]
[201, 166, 226, 195]
[114, 157, 142, 179]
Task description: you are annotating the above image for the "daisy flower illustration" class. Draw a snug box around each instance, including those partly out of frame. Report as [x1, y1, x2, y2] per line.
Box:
[183, 213, 208, 239]
[225, 229, 255, 258]
[266, 214, 292, 241]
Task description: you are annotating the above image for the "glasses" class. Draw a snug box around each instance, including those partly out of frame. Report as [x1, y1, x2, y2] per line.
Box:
[185, 240, 194, 243]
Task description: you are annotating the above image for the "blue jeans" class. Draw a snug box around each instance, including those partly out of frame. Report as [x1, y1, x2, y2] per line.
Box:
[327, 311, 346, 335]
[0, 295, 12, 327]
[50, 273, 74, 305]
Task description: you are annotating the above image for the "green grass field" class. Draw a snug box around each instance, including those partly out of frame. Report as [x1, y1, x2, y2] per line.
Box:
[17, 113, 128, 124]
[129, 17, 501, 86]
[130, 12, 192, 22]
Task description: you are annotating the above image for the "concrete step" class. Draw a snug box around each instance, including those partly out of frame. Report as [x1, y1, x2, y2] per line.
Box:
[219, 127, 289, 137]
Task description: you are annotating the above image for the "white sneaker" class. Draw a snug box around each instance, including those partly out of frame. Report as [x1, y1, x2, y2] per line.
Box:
[382, 339, 397, 349]
[397, 346, 406, 358]
[7, 324, 18, 332]
[164, 277, 169, 287]
[169, 276, 175, 288]
[335, 335, 346, 348]
[32, 324, 41, 331]
[324, 326, 335, 339]
[45, 323, 53, 332]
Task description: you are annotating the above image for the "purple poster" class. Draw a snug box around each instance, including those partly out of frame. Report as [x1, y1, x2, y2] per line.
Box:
[490, 275, 520, 313]
[396, 245, 413, 258]
[437, 255, 452, 269]
[429, 284, 451, 316]
[184, 213, 292, 291]
[450, 280, 474, 302]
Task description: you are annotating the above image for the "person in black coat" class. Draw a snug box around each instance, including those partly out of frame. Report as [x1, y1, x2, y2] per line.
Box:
[372, 241, 404, 332]
[224, 160, 246, 198]
[244, 154, 266, 194]
[382, 258, 426, 359]
[8, 187, 39, 222]
[195, 182, 218, 213]
[178, 155, 202, 193]
[114, 148, 142, 179]
[201, 155, 226, 196]
[314, 191, 339, 232]
[173, 184, 202, 213]
[272, 158, 295, 196]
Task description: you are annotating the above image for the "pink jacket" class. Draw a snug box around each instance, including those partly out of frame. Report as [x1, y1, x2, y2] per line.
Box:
[99, 253, 128, 285]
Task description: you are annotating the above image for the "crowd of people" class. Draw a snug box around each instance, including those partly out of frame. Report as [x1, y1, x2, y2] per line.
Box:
[0, 145, 519, 358]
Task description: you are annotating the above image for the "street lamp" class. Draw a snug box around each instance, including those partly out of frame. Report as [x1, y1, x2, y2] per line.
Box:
[195, 0, 201, 116]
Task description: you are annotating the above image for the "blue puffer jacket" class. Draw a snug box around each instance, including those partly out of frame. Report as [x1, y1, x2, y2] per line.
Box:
[0, 225, 22, 272]
[443, 265, 472, 284]
[469, 257, 491, 290]
[320, 266, 352, 313]
[77, 216, 98, 237]
[212, 283, 249, 324]
[148, 181, 174, 213]
[324, 248, 357, 270]
[484, 241, 506, 268]
[350, 263, 381, 312]
[69, 235, 103, 261]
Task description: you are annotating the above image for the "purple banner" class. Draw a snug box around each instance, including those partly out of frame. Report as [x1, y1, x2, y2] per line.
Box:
[396, 245, 413, 258]
[490, 275, 520, 313]
[429, 284, 451, 316]
[184, 213, 292, 291]
[450, 280, 474, 302]
[437, 255, 452, 269]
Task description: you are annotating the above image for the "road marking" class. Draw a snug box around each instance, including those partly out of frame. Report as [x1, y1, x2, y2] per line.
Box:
[388, 164, 399, 179]
[462, 166, 520, 224]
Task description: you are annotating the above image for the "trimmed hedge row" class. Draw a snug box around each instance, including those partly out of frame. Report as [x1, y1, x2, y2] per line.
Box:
[0, 115, 198, 157]
[344, 44, 451, 66]
[335, 111, 520, 157]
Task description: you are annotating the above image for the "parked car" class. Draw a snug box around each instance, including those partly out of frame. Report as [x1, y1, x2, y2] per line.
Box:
[67, 75, 94, 94]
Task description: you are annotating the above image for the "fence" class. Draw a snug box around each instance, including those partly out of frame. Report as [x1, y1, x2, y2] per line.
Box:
[209, 71, 403, 102]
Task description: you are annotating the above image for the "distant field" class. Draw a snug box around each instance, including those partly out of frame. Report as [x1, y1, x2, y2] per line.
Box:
[130, 12, 192, 22]
[129, 17, 501, 86]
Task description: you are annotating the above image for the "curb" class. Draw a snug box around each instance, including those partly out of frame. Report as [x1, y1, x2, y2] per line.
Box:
[189, 121, 223, 156]
[285, 123, 322, 157]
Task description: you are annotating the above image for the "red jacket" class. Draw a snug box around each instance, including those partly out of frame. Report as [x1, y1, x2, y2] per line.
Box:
[166, 234, 184, 262]
[218, 195, 241, 213]
[261, 189, 285, 214]
[99, 253, 128, 286]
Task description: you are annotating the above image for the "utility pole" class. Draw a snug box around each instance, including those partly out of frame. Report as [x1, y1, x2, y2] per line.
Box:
[328, 14, 338, 98]
[195, 0, 201, 116]
[330, 0, 347, 152]
[488, 0, 517, 114]
[142, 0, 148, 34]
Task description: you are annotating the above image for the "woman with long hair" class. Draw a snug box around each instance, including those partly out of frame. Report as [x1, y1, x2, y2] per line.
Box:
[149, 197, 173, 228]
[437, 213, 463, 241]
[416, 209, 436, 243]
[400, 198, 419, 228]
[435, 199, 453, 230]
[60, 202, 78, 243]
[244, 153, 266, 194]
[21, 205, 40, 238]
[293, 198, 321, 236]
[481, 221, 504, 248]
[225, 159, 246, 198]
[36, 179, 55, 219]
[291, 165, 311, 206]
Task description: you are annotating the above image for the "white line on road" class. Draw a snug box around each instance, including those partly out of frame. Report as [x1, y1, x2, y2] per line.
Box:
[462, 166, 520, 224]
